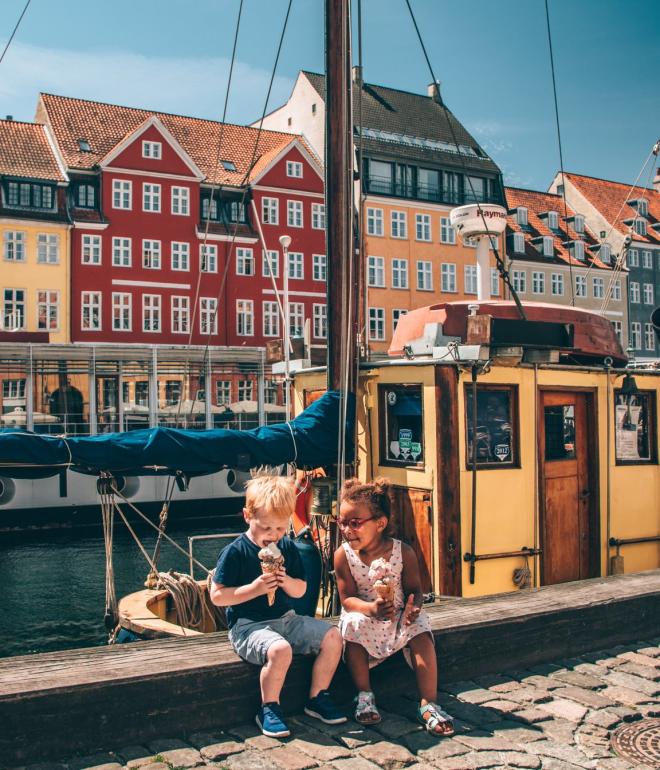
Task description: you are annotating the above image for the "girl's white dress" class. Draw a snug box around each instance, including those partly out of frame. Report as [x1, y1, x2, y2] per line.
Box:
[339, 538, 433, 667]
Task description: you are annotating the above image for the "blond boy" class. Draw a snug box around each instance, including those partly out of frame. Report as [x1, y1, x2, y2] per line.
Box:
[210, 475, 346, 737]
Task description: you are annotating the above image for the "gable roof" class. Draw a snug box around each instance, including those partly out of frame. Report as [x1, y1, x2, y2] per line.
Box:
[0, 120, 66, 182]
[563, 172, 660, 246]
[505, 186, 611, 270]
[37, 93, 302, 187]
[302, 71, 499, 175]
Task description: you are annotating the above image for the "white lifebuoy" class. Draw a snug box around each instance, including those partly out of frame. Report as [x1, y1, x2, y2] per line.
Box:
[0, 477, 16, 505]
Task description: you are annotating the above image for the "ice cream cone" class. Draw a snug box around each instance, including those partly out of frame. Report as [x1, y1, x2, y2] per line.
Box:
[258, 542, 284, 606]
[374, 579, 394, 603]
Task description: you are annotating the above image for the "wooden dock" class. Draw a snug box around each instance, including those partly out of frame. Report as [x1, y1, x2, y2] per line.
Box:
[1, 570, 659, 765]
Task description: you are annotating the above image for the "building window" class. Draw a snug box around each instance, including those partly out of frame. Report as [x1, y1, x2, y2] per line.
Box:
[143, 239, 161, 269]
[367, 207, 384, 236]
[200, 244, 217, 273]
[200, 297, 218, 335]
[532, 271, 545, 294]
[171, 186, 190, 216]
[288, 251, 304, 279]
[236, 299, 254, 336]
[466, 385, 518, 468]
[643, 283, 654, 305]
[441, 263, 456, 293]
[366, 256, 384, 287]
[391, 210, 407, 239]
[313, 304, 327, 339]
[171, 296, 190, 334]
[2, 378, 26, 400]
[440, 217, 456, 244]
[143, 183, 161, 212]
[262, 197, 279, 225]
[216, 380, 231, 405]
[630, 322, 642, 349]
[542, 236, 554, 257]
[612, 320, 622, 344]
[573, 214, 584, 234]
[238, 380, 254, 401]
[592, 277, 604, 299]
[201, 196, 218, 221]
[236, 247, 254, 276]
[76, 184, 95, 208]
[81, 291, 101, 331]
[600, 243, 611, 263]
[628, 249, 639, 267]
[311, 202, 325, 230]
[286, 161, 303, 178]
[37, 233, 60, 264]
[112, 179, 132, 210]
[491, 269, 499, 296]
[512, 270, 526, 293]
[164, 380, 182, 406]
[112, 292, 131, 331]
[36, 290, 59, 331]
[612, 280, 622, 301]
[551, 273, 564, 296]
[2, 289, 25, 330]
[630, 282, 640, 303]
[615, 389, 657, 464]
[633, 218, 647, 236]
[513, 232, 525, 254]
[516, 207, 528, 226]
[464, 265, 478, 295]
[415, 213, 431, 241]
[5, 181, 53, 209]
[171, 242, 190, 271]
[263, 301, 280, 337]
[142, 141, 162, 159]
[392, 258, 409, 289]
[81, 234, 102, 265]
[572, 241, 585, 261]
[379, 384, 424, 466]
[287, 200, 303, 227]
[637, 199, 649, 217]
[112, 237, 131, 267]
[575, 275, 587, 297]
[645, 324, 655, 351]
[289, 302, 304, 336]
[142, 294, 161, 332]
[417, 260, 433, 291]
[547, 210, 559, 229]
[392, 308, 407, 332]
[3, 231, 26, 261]
[642, 250, 653, 269]
[263, 250, 279, 278]
[312, 254, 326, 281]
[368, 307, 385, 340]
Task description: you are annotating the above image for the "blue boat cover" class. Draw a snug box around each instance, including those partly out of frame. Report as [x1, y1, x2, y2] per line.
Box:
[0, 391, 354, 479]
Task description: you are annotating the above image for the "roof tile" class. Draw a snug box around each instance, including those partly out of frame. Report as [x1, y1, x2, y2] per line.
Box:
[0, 120, 66, 182]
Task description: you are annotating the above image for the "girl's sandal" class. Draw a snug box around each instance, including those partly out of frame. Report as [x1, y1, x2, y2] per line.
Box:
[355, 691, 381, 725]
[417, 703, 455, 737]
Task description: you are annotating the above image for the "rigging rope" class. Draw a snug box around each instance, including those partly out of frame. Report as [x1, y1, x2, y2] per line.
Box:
[0, 0, 31, 69]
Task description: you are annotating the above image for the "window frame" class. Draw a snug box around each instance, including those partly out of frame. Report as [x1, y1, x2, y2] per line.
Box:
[111, 291, 132, 332]
[112, 179, 132, 210]
[311, 202, 325, 230]
[417, 260, 433, 291]
[262, 197, 279, 225]
[142, 140, 162, 159]
[614, 388, 657, 466]
[390, 210, 407, 239]
[286, 161, 303, 178]
[142, 182, 162, 213]
[287, 199, 303, 228]
[378, 383, 425, 469]
[464, 383, 520, 470]
[171, 186, 190, 216]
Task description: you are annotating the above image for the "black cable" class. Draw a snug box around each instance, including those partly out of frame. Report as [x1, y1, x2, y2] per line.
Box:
[544, 0, 575, 306]
[0, 0, 31, 68]
[403, 0, 526, 320]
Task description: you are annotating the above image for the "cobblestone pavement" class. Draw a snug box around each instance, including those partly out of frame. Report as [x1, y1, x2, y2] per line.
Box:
[9, 638, 660, 770]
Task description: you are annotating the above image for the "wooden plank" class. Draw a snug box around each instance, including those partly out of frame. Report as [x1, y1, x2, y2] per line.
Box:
[0, 571, 658, 764]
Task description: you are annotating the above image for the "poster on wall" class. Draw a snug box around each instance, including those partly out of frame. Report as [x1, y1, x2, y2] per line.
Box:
[615, 403, 641, 461]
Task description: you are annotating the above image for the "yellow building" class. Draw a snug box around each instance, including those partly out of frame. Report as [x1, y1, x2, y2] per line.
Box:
[0, 119, 70, 345]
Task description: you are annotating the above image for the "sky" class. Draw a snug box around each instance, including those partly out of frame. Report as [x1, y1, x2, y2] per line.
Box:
[0, 0, 658, 192]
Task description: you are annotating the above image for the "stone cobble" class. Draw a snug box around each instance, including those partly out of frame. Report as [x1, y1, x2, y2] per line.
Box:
[8, 639, 660, 770]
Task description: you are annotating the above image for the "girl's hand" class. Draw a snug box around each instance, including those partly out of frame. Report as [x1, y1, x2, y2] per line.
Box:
[371, 597, 395, 621]
[402, 593, 421, 625]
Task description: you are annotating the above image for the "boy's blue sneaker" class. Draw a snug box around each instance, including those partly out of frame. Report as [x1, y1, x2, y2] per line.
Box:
[256, 702, 291, 738]
[304, 689, 347, 724]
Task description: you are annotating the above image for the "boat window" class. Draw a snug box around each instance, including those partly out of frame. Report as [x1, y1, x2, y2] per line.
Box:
[465, 385, 518, 468]
[544, 405, 576, 461]
[379, 384, 424, 467]
[614, 390, 657, 465]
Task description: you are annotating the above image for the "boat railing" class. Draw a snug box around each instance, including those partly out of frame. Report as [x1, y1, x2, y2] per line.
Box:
[609, 535, 660, 552]
[188, 532, 242, 579]
[463, 546, 542, 563]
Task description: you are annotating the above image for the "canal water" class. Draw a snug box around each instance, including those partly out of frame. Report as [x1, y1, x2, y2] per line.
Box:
[0, 513, 244, 658]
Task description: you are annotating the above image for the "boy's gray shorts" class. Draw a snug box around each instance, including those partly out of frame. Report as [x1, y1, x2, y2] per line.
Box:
[228, 610, 333, 666]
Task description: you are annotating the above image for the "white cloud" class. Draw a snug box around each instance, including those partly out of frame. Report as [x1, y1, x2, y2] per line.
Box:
[0, 42, 294, 124]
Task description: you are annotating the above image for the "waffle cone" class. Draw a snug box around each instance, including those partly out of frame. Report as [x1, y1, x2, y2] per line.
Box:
[374, 580, 394, 603]
[260, 557, 283, 606]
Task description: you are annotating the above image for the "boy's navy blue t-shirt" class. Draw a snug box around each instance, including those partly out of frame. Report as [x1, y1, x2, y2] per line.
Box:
[213, 533, 305, 628]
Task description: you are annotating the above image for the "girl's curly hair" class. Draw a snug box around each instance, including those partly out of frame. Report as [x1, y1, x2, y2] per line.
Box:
[340, 477, 392, 520]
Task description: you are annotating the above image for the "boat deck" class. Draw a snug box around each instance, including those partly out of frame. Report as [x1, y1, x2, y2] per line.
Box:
[1, 570, 658, 764]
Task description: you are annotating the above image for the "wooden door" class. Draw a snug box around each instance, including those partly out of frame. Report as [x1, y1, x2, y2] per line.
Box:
[539, 391, 595, 585]
[390, 486, 433, 592]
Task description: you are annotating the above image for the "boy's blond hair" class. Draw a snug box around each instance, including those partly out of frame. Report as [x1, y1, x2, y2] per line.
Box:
[244, 475, 295, 520]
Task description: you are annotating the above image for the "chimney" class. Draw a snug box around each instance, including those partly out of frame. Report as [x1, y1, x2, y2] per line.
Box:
[352, 65, 363, 85]
[5, 115, 13, 121]
[654, 166, 660, 193]
[427, 81, 442, 104]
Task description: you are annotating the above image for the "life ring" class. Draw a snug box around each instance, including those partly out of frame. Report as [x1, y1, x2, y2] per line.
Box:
[293, 474, 312, 531]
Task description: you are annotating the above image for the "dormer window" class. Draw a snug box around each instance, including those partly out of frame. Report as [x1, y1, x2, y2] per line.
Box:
[78, 138, 92, 152]
[516, 207, 528, 226]
[633, 218, 647, 236]
[572, 240, 585, 261]
[142, 141, 162, 159]
[542, 236, 554, 257]
[636, 198, 648, 217]
[599, 243, 611, 263]
[573, 214, 584, 234]
[513, 232, 525, 254]
[547, 210, 559, 230]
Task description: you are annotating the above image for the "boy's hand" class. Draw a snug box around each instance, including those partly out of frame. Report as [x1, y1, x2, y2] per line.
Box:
[402, 594, 421, 626]
[251, 571, 278, 596]
[371, 597, 395, 621]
